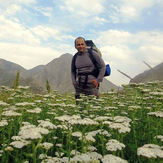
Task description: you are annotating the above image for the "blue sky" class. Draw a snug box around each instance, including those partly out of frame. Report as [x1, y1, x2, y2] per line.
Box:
[0, 0, 163, 86]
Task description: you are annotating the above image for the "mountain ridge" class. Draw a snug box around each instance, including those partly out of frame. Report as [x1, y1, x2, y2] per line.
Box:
[130, 62, 163, 83]
[0, 54, 118, 93]
[1, 55, 162, 93]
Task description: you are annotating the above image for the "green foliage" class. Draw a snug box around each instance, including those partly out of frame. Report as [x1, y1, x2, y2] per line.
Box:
[46, 79, 51, 94]
[12, 71, 20, 89]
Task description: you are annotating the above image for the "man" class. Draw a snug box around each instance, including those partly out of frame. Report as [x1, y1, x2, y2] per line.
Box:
[71, 37, 106, 100]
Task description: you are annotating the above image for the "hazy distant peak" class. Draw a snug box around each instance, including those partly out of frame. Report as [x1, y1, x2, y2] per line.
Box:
[130, 62, 163, 83]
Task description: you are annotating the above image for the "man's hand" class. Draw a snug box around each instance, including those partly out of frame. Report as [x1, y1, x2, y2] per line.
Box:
[92, 79, 99, 89]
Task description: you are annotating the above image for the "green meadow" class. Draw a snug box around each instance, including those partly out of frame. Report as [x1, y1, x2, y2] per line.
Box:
[0, 81, 162, 163]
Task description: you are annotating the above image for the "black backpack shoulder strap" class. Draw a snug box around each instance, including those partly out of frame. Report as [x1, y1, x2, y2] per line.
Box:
[74, 52, 78, 62]
[87, 49, 97, 67]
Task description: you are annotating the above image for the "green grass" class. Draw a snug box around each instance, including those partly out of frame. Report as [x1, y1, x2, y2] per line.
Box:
[0, 81, 162, 163]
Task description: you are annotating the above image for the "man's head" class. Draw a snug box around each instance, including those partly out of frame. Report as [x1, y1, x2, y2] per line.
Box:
[75, 37, 86, 53]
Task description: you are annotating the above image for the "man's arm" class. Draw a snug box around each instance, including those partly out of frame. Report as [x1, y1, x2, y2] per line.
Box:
[92, 50, 106, 83]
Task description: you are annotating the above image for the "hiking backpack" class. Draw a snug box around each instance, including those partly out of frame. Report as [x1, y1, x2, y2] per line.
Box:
[85, 40, 111, 77]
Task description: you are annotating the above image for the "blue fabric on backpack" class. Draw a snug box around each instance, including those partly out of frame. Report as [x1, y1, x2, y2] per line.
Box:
[104, 64, 111, 76]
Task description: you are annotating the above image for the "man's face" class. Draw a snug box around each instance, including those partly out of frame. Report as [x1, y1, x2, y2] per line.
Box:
[75, 38, 86, 53]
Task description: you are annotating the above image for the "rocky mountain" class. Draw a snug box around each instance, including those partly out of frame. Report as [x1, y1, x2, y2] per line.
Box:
[130, 62, 163, 84]
[0, 54, 118, 93]
[0, 59, 29, 86]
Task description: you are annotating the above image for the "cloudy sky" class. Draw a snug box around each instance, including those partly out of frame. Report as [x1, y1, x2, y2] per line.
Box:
[0, 0, 163, 86]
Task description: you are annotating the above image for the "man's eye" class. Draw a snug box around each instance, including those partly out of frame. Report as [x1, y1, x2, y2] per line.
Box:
[77, 43, 84, 46]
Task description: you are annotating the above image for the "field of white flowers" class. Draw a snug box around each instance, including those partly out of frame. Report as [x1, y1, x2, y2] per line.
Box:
[0, 81, 163, 163]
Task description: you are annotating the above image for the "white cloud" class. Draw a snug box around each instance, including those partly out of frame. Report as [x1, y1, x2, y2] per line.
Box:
[34, 6, 53, 17]
[108, 0, 162, 23]
[0, 43, 62, 69]
[139, 46, 163, 65]
[57, 0, 106, 28]
[93, 16, 107, 24]
[61, 0, 105, 17]
[31, 26, 61, 41]
[0, 15, 75, 51]
[96, 30, 133, 45]
[17, 0, 36, 5]
[0, 16, 40, 45]
[96, 29, 163, 52]
[0, 0, 36, 8]
[5, 4, 22, 16]
[0, 0, 37, 23]
[136, 31, 163, 46]
[102, 45, 133, 63]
